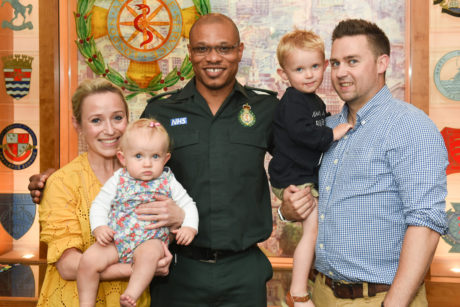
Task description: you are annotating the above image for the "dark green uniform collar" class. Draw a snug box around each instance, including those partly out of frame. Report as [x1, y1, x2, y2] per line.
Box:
[176, 78, 250, 102]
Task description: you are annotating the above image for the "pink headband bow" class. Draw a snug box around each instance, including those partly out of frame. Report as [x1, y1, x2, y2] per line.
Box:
[149, 121, 161, 128]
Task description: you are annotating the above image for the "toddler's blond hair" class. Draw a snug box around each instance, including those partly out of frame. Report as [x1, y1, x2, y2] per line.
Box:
[277, 29, 325, 68]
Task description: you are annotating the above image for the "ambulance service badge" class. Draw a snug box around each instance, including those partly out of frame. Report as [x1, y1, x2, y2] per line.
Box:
[238, 103, 256, 127]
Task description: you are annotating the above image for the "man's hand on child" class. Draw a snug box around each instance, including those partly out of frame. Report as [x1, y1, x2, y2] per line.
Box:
[172, 227, 197, 245]
[135, 195, 185, 230]
[281, 185, 317, 221]
[93, 226, 115, 246]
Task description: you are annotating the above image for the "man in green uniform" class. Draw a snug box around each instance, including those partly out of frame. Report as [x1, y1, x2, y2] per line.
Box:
[28, 12, 315, 306]
[141, 13, 278, 307]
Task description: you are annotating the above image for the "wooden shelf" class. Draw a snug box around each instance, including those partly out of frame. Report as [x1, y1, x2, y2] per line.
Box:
[0, 297, 38, 307]
[0, 248, 45, 265]
[426, 276, 460, 307]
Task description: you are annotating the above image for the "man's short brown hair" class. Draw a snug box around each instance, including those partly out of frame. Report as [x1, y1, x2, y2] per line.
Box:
[332, 19, 390, 58]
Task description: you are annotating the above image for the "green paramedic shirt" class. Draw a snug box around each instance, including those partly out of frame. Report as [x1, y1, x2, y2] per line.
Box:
[141, 79, 278, 252]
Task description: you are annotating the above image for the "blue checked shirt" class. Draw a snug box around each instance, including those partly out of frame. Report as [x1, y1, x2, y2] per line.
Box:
[315, 86, 448, 284]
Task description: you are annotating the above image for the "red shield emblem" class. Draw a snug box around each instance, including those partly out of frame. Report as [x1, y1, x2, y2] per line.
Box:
[5, 133, 32, 162]
[441, 127, 460, 175]
[0, 123, 37, 170]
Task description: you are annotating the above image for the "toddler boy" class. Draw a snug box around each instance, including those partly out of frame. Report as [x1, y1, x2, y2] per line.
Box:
[268, 30, 352, 307]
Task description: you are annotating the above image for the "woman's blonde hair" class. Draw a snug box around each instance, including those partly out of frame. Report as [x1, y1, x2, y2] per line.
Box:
[119, 118, 171, 153]
[71, 78, 128, 124]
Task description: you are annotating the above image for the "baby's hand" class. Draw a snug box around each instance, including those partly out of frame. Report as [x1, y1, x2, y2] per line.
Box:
[332, 123, 353, 141]
[93, 226, 115, 246]
[172, 227, 197, 245]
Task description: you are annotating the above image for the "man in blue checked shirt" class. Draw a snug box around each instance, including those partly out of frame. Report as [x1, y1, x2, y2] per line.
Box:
[279, 19, 448, 307]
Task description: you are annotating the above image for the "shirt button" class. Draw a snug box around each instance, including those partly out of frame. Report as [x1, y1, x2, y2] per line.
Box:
[362, 120, 366, 125]
[320, 243, 324, 249]
[329, 271, 334, 276]
[325, 186, 331, 191]
[344, 135, 348, 139]
[320, 214, 325, 220]
[333, 159, 338, 164]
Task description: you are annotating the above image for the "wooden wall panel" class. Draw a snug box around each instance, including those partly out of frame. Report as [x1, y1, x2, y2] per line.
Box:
[39, 0, 59, 172]
[409, 0, 429, 113]
[38, 0, 59, 267]
[426, 279, 460, 307]
[58, 0, 79, 166]
[0, 0, 13, 192]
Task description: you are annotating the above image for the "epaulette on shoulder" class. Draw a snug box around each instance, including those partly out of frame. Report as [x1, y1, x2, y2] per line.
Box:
[147, 89, 181, 104]
[244, 85, 277, 96]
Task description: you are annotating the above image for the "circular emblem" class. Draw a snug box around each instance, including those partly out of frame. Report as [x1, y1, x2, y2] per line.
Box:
[434, 50, 460, 101]
[0, 123, 37, 170]
[107, 0, 183, 62]
[238, 103, 256, 127]
[442, 202, 460, 253]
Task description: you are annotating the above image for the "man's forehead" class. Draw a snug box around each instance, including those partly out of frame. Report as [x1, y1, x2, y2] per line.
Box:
[189, 17, 239, 42]
[189, 36, 239, 47]
[332, 35, 368, 49]
[331, 36, 369, 57]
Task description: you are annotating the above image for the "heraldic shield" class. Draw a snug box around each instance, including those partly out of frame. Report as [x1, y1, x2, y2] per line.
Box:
[441, 127, 460, 175]
[2, 54, 33, 100]
[0, 123, 38, 170]
[5, 132, 32, 162]
[0, 263, 35, 297]
[0, 193, 36, 240]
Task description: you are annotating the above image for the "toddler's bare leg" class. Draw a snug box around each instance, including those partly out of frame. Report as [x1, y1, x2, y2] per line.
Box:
[77, 243, 119, 307]
[290, 206, 318, 306]
[120, 239, 164, 307]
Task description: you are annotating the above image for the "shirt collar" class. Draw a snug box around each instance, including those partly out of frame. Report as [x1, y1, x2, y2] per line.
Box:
[175, 78, 249, 101]
[356, 85, 391, 120]
[338, 85, 392, 125]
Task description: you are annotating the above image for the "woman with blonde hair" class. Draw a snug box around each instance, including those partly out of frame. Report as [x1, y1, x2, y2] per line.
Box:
[37, 79, 168, 306]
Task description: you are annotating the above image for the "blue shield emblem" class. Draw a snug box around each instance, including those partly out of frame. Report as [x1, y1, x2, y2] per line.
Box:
[0, 194, 36, 240]
[2, 54, 33, 100]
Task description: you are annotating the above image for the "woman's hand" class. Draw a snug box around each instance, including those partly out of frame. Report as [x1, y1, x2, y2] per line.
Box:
[135, 195, 185, 229]
[155, 242, 173, 276]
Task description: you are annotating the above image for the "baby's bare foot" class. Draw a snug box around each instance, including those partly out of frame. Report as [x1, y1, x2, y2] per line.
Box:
[120, 294, 136, 307]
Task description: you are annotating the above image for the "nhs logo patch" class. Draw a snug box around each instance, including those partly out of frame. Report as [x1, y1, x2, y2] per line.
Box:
[170, 117, 187, 126]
